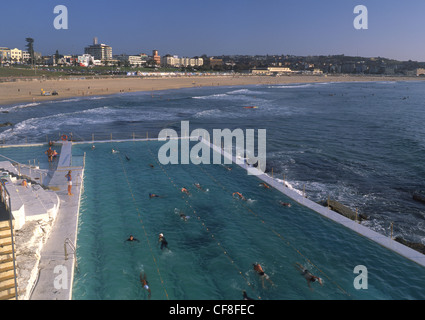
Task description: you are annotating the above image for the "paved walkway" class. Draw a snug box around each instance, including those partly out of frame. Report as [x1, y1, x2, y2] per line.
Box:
[30, 141, 84, 300]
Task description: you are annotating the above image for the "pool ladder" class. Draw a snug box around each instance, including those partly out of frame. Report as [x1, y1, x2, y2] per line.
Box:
[64, 238, 78, 271]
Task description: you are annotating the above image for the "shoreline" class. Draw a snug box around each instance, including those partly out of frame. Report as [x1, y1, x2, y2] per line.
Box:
[1, 74, 423, 107]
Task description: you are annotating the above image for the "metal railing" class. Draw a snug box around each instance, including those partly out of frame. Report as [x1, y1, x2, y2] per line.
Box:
[64, 238, 78, 271]
[0, 180, 19, 300]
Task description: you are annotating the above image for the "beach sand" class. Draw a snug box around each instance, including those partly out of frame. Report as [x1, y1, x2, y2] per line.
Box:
[0, 74, 422, 106]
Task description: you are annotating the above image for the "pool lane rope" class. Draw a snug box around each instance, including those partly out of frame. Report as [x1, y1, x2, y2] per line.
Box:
[197, 163, 351, 298]
[117, 152, 170, 300]
[147, 148, 263, 300]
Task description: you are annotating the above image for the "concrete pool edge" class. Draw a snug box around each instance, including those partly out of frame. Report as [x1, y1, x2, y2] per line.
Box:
[27, 141, 84, 300]
[201, 139, 425, 268]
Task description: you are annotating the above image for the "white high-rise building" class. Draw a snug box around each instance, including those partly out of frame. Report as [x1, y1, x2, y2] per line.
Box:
[84, 38, 112, 61]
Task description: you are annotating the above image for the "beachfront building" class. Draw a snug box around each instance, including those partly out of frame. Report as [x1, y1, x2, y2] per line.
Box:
[416, 68, 425, 76]
[9, 48, 22, 63]
[0, 47, 10, 62]
[251, 66, 294, 75]
[162, 55, 204, 68]
[114, 54, 145, 67]
[206, 57, 223, 69]
[152, 50, 161, 66]
[84, 38, 112, 63]
[77, 54, 102, 67]
[22, 51, 30, 62]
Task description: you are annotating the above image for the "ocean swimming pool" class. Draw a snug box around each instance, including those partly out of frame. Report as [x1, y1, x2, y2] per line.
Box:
[71, 140, 425, 300]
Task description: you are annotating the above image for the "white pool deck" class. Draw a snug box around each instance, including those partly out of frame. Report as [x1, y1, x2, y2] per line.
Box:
[7, 141, 84, 300]
[2, 137, 425, 300]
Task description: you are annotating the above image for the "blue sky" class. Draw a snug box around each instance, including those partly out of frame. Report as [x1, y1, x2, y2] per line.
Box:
[1, 0, 425, 61]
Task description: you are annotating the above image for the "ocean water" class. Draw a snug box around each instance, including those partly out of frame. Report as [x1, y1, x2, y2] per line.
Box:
[1, 80, 425, 299]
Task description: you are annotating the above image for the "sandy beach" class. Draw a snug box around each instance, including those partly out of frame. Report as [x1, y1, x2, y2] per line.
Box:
[0, 74, 423, 107]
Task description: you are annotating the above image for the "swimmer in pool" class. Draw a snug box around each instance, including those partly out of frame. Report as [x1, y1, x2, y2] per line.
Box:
[181, 187, 190, 196]
[295, 263, 323, 289]
[158, 233, 169, 250]
[140, 272, 151, 299]
[260, 182, 270, 189]
[253, 263, 274, 288]
[194, 183, 205, 191]
[242, 290, 254, 300]
[233, 192, 247, 201]
[125, 235, 139, 242]
[179, 212, 189, 221]
[278, 200, 292, 207]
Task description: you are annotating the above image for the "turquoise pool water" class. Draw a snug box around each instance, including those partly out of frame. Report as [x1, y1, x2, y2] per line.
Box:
[71, 140, 425, 300]
[0, 145, 53, 170]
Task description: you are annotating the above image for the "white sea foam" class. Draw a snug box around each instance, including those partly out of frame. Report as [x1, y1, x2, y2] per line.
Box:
[193, 109, 221, 118]
[268, 84, 313, 89]
[273, 177, 304, 196]
[192, 93, 229, 100]
[227, 88, 267, 95]
[0, 102, 42, 113]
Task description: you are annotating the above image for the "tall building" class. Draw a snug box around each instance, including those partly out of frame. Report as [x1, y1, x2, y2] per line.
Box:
[84, 38, 112, 62]
[152, 50, 161, 66]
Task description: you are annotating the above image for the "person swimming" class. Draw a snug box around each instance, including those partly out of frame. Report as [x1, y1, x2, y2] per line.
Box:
[253, 263, 274, 288]
[279, 200, 292, 207]
[149, 193, 161, 198]
[158, 233, 168, 250]
[194, 183, 205, 191]
[295, 263, 323, 289]
[260, 182, 270, 189]
[233, 192, 247, 201]
[179, 212, 189, 221]
[181, 187, 190, 196]
[242, 290, 254, 300]
[125, 235, 139, 242]
[140, 272, 151, 299]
